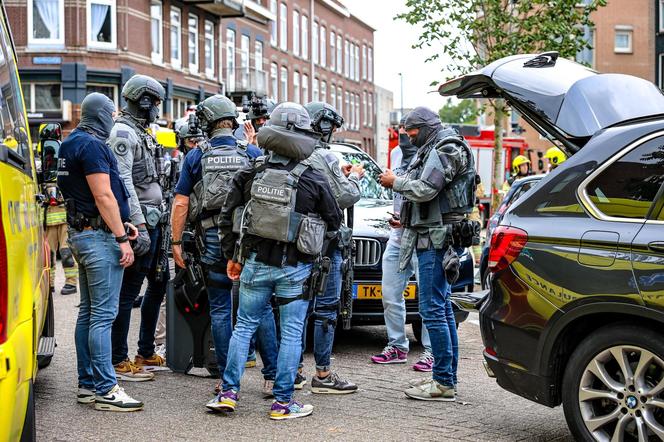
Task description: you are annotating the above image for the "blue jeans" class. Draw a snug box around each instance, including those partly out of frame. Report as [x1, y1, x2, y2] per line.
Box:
[309, 249, 342, 371]
[222, 255, 311, 403]
[381, 240, 431, 353]
[111, 226, 168, 364]
[69, 229, 124, 395]
[416, 248, 458, 387]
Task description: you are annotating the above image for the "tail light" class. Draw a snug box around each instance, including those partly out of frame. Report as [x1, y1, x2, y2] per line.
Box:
[0, 199, 7, 344]
[488, 225, 528, 273]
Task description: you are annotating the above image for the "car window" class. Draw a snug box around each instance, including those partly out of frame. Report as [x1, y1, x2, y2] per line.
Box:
[330, 150, 392, 200]
[586, 138, 664, 220]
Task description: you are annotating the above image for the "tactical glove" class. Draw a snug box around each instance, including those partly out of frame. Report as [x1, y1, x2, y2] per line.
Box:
[133, 227, 152, 256]
[443, 246, 460, 284]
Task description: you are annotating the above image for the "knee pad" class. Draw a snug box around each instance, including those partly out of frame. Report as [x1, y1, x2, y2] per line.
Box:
[60, 247, 75, 267]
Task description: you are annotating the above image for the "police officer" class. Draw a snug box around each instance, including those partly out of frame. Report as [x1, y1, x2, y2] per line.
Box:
[210, 102, 342, 419]
[109, 74, 168, 380]
[379, 107, 476, 401]
[58, 92, 142, 411]
[171, 94, 274, 393]
[298, 101, 363, 394]
[40, 123, 78, 295]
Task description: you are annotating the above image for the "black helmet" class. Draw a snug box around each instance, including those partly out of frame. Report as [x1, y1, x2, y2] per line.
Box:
[304, 101, 344, 141]
[246, 97, 276, 121]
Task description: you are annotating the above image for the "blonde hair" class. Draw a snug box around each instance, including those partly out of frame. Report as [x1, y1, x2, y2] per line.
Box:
[215, 119, 234, 130]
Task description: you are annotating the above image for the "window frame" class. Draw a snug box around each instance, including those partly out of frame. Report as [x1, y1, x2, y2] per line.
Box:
[330, 30, 336, 72]
[280, 66, 288, 101]
[188, 13, 199, 73]
[226, 28, 236, 90]
[269, 0, 278, 46]
[270, 62, 278, 100]
[362, 44, 367, 80]
[255, 39, 264, 72]
[312, 21, 319, 65]
[320, 26, 326, 68]
[292, 9, 300, 56]
[578, 131, 664, 224]
[204, 20, 215, 78]
[279, 2, 288, 51]
[368, 47, 373, 81]
[86, 0, 117, 50]
[293, 70, 300, 103]
[170, 6, 182, 68]
[614, 28, 633, 54]
[320, 80, 326, 103]
[28, 0, 65, 47]
[86, 83, 119, 106]
[24, 82, 63, 113]
[151, 1, 163, 64]
[301, 15, 308, 59]
[302, 73, 309, 103]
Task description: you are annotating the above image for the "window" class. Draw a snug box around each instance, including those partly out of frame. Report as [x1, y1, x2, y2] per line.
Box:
[312, 21, 319, 64]
[336, 35, 342, 74]
[170, 7, 182, 68]
[240, 34, 249, 88]
[368, 92, 373, 127]
[312, 78, 319, 102]
[337, 86, 342, 118]
[354, 45, 360, 81]
[302, 74, 309, 103]
[362, 90, 367, 127]
[660, 0, 664, 32]
[301, 15, 308, 59]
[255, 40, 264, 72]
[87, 0, 116, 49]
[188, 14, 199, 73]
[344, 40, 350, 78]
[614, 28, 632, 54]
[204, 21, 215, 77]
[362, 44, 367, 80]
[293, 10, 300, 56]
[330, 84, 336, 111]
[320, 80, 327, 103]
[280, 66, 288, 101]
[320, 26, 326, 68]
[270, 0, 278, 46]
[151, 1, 163, 62]
[368, 47, 373, 81]
[330, 31, 336, 71]
[576, 26, 595, 68]
[293, 71, 300, 103]
[28, 0, 65, 46]
[270, 62, 278, 100]
[355, 93, 360, 129]
[345, 91, 350, 128]
[585, 138, 664, 220]
[279, 3, 287, 51]
[86, 84, 118, 106]
[23, 83, 62, 112]
[226, 29, 235, 90]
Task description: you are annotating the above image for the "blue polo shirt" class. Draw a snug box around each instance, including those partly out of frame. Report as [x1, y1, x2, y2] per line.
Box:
[57, 128, 131, 221]
[174, 136, 261, 196]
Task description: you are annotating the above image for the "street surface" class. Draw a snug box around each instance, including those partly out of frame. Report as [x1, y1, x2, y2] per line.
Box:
[36, 262, 574, 441]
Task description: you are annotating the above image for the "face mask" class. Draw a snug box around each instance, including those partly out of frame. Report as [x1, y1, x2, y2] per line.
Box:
[410, 126, 432, 148]
[147, 105, 160, 124]
[79, 92, 115, 140]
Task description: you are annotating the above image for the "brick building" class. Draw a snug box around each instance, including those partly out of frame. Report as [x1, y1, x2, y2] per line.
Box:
[9, 0, 376, 155]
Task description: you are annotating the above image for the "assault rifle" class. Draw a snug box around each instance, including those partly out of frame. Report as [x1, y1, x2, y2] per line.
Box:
[339, 208, 355, 330]
[155, 151, 181, 282]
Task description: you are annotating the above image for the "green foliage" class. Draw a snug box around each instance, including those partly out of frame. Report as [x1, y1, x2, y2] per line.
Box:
[397, 0, 606, 78]
[438, 98, 478, 124]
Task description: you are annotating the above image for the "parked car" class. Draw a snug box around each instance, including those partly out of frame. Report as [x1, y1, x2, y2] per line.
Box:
[329, 142, 474, 339]
[442, 52, 664, 441]
[479, 174, 544, 289]
[0, 4, 54, 440]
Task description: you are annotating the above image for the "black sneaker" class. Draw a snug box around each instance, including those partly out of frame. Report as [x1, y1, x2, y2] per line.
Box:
[294, 372, 307, 390]
[61, 284, 77, 295]
[311, 372, 358, 395]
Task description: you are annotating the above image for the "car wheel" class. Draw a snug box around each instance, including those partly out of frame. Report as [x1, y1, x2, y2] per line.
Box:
[20, 380, 36, 442]
[562, 324, 664, 442]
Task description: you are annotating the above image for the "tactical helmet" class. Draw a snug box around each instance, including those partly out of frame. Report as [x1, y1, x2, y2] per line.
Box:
[543, 146, 566, 166]
[39, 123, 62, 142]
[304, 101, 344, 136]
[512, 155, 531, 175]
[121, 74, 165, 102]
[267, 102, 312, 132]
[246, 98, 276, 121]
[195, 94, 238, 133]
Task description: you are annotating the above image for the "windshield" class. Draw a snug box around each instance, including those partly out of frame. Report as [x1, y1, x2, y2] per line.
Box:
[330, 149, 392, 200]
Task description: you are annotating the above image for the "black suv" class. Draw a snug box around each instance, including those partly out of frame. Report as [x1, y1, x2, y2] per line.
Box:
[442, 53, 664, 441]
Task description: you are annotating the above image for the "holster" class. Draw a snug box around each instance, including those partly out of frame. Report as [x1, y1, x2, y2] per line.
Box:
[400, 201, 413, 228]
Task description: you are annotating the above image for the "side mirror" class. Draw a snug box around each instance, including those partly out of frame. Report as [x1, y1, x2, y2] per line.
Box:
[39, 123, 62, 184]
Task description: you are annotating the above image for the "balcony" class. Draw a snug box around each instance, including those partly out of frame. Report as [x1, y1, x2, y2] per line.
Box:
[224, 68, 268, 97]
[180, 0, 244, 17]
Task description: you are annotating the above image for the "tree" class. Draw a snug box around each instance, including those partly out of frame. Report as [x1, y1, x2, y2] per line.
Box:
[398, 0, 605, 212]
[438, 98, 478, 125]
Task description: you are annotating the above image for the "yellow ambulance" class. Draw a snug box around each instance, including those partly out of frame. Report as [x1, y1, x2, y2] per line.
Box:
[0, 1, 54, 440]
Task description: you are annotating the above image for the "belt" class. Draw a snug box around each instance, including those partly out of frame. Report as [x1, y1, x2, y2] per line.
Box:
[199, 215, 219, 230]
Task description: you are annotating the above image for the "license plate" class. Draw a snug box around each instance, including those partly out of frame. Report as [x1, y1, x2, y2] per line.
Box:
[355, 284, 417, 300]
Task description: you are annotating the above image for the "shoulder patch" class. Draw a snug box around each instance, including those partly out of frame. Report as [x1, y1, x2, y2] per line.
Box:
[117, 130, 130, 139]
[114, 142, 129, 156]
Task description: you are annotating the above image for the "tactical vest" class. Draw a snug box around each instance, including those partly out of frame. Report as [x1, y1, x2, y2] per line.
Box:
[303, 145, 356, 210]
[438, 138, 476, 215]
[189, 141, 251, 224]
[116, 117, 161, 186]
[243, 163, 327, 256]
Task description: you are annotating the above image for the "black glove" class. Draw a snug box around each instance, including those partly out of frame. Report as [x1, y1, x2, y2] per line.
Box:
[133, 226, 151, 256]
[443, 246, 460, 284]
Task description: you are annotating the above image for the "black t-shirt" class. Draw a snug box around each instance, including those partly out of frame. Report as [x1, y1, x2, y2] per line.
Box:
[57, 128, 131, 220]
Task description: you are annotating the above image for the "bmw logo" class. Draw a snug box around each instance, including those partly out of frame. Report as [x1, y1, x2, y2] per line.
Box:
[626, 396, 638, 409]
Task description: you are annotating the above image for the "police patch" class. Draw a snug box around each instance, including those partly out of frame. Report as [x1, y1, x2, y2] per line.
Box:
[115, 142, 128, 156]
[117, 130, 130, 139]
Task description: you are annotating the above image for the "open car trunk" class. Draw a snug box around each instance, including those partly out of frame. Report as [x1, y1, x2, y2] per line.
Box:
[438, 52, 664, 155]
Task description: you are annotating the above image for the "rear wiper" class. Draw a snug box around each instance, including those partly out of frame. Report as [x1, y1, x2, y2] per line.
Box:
[523, 51, 559, 68]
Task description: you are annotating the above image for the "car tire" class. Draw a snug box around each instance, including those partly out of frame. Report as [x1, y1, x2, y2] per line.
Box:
[20, 380, 36, 442]
[561, 324, 664, 442]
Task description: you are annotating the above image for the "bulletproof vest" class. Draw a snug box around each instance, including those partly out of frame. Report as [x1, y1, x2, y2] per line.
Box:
[438, 138, 476, 215]
[303, 144, 354, 210]
[189, 140, 250, 223]
[116, 117, 161, 185]
[243, 163, 327, 256]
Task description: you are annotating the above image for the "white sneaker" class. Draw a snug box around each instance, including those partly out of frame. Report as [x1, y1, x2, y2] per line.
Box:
[262, 379, 274, 398]
[94, 385, 144, 412]
[77, 387, 96, 404]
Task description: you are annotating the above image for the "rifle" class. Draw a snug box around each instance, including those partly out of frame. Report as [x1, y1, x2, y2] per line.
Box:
[155, 152, 180, 283]
[339, 207, 355, 330]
